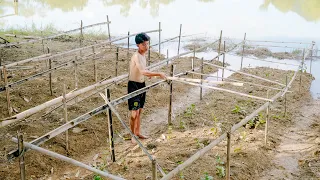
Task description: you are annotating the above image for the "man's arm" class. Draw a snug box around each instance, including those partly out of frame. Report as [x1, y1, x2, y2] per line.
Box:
[134, 56, 166, 79]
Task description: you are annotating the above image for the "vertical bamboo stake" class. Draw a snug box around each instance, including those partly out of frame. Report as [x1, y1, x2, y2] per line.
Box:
[80, 20, 83, 56]
[74, 56, 78, 90]
[107, 15, 111, 43]
[0, 58, 2, 81]
[222, 41, 226, 81]
[216, 71, 218, 81]
[158, 22, 161, 56]
[14, 1, 18, 14]
[217, 30, 222, 61]
[168, 65, 174, 125]
[192, 45, 195, 71]
[152, 159, 157, 180]
[48, 47, 53, 96]
[177, 24, 182, 56]
[127, 31, 130, 57]
[106, 89, 115, 162]
[148, 40, 151, 66]
[200, 57, 204, 100]
[310, 41, 315, 74]
[41, 31, 44, 53]
[226, 131, 231, 180]
[115, 47, 119, 77]
[167, 49, 169, 65]
[264, 90, 269, 145]
[92, 46, 97, 82]
[3, 66, 12, 116]
[284, 75, 288, 117]
[299, 49, 305, 93]
[240, 33, 247, 70]
[63, 84, 69, 152]
[18, 132, 26, 180]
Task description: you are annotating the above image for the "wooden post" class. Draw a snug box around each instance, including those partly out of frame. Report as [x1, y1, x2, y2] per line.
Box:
[284, 75, 288, 117]
[310, 41, 315, 74]
[106, 89, 115, 162]
[116, 47, 119, 77]
[127, 31, 130, 57]
[192, 45, 195, 71]
[168, 65, 174, 125]
[74, 56, 78, 90]
[148, 40, 151, 66]
[3, 66, 12, 116]
[48, 47, 53, 96]
[63, 84, 69, 152]
[217, 30, 222, 61]
[226, 131, 231, 180]
[41, 31, 44, 53]
[222, 41, 226, 81]
[200, 57, 204, 100]
[177, 24, 182, 56]
[167, 49, 169, 65]
[264, 90, 269, 145]
[18, 132, 26, 180]
[92, 46, 97, 82]
[299, 49, 305, 93]
[0, 58, 2, 81]
[152, 159, 157, 180]
[240, 33, 247, 70]
[80, 20, 83, 56]
[158, 22, 161, 56]
[107, 15, 111, 43]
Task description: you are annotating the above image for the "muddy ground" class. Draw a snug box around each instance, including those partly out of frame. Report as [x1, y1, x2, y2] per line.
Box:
[0, 35, 318, 180]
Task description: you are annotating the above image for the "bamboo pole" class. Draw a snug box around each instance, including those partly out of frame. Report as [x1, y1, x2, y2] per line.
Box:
[148, 41, 151, 66]
[80, 20, 83, 56]
[48, 47, 53, 96]
[284, 75, 288, 117]
[11, 138, 125, 180]
[0, 54, 52, 69]
[63, 84, 69, 152]
[240, 33, 246, 70]
[168, 65, 174, 125]
[74, 56, 78, 90]
[150, 36, 179, 47]
[226, 131, 231, 180]
[192, 45, 195, 71]
[203, 62, 286, 87]
[92, 46, 97, 82]
[167, 77, 243, 86]
[18, 133, 26, 180]
[217, 30, 222, 61]
[200, 58, 204, 100]
[310, 41, 315, 74]
[106, 89, 115, 162]
[167, 49, 169, 65]
[152, 159, 157, 180]
[299, 49, 305, 93]
[222, 41, 226, 81]
[174, 79, 273, 102]
[107, 15, 111, 43]
[41, 31, 45, 53]
[177, 24, 182, 56]
[264, 90, 269, 145]
[0, 58, 2, 81]
[116, 47, 119, 77]
[159, 22, 161, 56]
[127, 31, 130, 58]
[3, 66, 12, 116]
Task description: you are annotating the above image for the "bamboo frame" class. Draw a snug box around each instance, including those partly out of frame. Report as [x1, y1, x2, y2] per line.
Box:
[177, 24, 182, 56]
[107, 15, 111, 43]
[222, 41, 226, 81]
[217, 30, 222, 61]
[166, 77, 243, 86]
[168, 65, 174, 125]
[11, 138, 124, 180]
[18, 133, 26, 180]
[159, 22, 161, 56]
[3, 66, 12, 116]
[240, 33, 246, 70]
[226, 131, 231, 180]
[63, 84, 69, 152]
[200, 57, 204, 100]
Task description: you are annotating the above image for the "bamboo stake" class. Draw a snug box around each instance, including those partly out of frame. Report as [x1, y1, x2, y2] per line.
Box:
[174, 79, 273, 102]
[41, 31, 44, 53]
[105, 89, 115, 162]
[264, 90, 269, 145]
[216, 71, 218, 81]
[80, 20, 83, 56]
[11, 137, 125, 180]
[226, 131, 231, 180]
[168, 65, 174, 125]
[200, 57, 204, 100]
[310, 41, 315, 74]
[284, 75, 288, 117]
[299, 49, 305, 93]
[152, 159, 157, 180]
[3, 66, 12, 116]
[63, 84, 69, 153]
[74, 56, 78, 90]
[0, 58, 2, 81]
[222, 41, 226, 81]
[92, 46, 97, 82]
[177, 24, 182, 56]
[241, 33, 246, 70]
[116, 47, 119, 77]
[192, 45, 195, 71]
[127, 31, 130, 57]
[159, 22, 161, 56]
[204, 62, 286, 87]
[167, 49, 169, 66]
[167, 77, 243, 86]
[18, 132, 26, 180]
[148, 41, 151, 66]
[107, 15, 111, 43]
[217, 30, 222, 61]
[48, 47, 53, 96]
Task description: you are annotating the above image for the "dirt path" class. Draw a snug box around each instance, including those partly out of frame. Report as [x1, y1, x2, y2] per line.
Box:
[260, 99, 320, 180]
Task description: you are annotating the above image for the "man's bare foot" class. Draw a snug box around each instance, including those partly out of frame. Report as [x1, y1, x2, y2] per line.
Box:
[131, 137, 137, 144]
[137, 134, 149, 139]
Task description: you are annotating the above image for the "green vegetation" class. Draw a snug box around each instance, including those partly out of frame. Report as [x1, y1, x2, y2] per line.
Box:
[215, 154, 225, 178]
[201, 172, 214, 180]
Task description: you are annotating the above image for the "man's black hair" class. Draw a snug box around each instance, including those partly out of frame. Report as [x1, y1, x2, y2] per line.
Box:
[135, 33, 150, 44]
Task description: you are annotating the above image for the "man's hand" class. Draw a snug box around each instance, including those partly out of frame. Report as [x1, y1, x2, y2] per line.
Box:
[159, 72, 167, 79]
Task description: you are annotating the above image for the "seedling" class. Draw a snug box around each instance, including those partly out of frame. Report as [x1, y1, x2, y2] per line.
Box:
[93, 175, 102, 180]
[201, 172, 214, 180]
[184, 104, 196, 118]
[232, 105, 241, 113]
[215, 154, 226, 178]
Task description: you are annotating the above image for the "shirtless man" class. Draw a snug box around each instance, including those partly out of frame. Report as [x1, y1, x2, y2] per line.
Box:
[128, 33, 166, 143]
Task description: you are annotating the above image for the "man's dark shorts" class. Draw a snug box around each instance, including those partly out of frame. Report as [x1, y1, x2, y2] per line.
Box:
[128, 81, 146, 110]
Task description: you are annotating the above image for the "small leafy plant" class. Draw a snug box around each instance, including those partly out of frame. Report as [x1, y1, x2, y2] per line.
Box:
[201, 172, 214, 180]
[93, 175, 102, 180]
[215, 154, 225, 178]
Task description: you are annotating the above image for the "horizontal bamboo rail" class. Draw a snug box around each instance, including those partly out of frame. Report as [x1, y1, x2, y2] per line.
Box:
[11, 138, 124, 180]
[0, 54, 52, 69]
[246, 40, 312, 45]
[167, 77, 243, 86]
[0, 21, 111, 48]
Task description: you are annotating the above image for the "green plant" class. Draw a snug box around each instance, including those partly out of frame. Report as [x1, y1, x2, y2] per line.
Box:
[179, 120, 186, 129]
[232, 105, 241, 113]
[201, 172, 214, 180]
[265, 73, 270, 77]
[184, 104, 196, 118]
[93, 175, 102, 180]
[216, 166, 226, 178]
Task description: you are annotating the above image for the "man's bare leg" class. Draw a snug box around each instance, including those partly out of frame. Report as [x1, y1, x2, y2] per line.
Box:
[130, 110, 138, 144]
[136, 108, 148, 139]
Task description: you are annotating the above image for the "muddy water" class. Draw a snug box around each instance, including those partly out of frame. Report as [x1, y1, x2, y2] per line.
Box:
[1, 0, 320, 97]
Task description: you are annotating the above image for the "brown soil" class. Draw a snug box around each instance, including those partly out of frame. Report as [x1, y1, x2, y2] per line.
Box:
[237, 47, 302, 60]
[0, 35, 317, 180]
